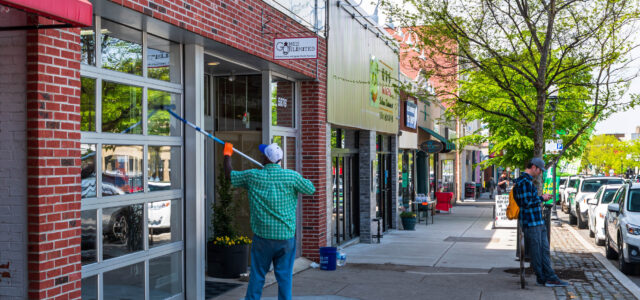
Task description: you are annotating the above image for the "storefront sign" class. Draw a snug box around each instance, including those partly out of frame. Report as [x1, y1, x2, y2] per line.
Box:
[405, 101, 417, 129]
[369, 56, 396, 123]
[420, 140, 444, 153]
[274, 37, 317, 60]
[494, 195, 517, 228]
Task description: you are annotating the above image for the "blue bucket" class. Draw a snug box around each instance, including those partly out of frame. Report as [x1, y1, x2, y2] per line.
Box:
[319, 247, 337, 271]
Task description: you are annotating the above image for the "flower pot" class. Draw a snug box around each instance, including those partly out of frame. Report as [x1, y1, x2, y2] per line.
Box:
[401, 217, 417, 230]
[207, 242, 249, 278]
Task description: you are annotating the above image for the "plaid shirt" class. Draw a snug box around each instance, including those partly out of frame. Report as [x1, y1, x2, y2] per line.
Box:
[230, 164, 315, 240]
[514, 173, 544, 228]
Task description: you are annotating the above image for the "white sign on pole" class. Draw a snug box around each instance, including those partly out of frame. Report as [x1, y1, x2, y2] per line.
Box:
[494, 195, 517, 228]
[545, 139, 563, 154]
[274, 37, 318, 60]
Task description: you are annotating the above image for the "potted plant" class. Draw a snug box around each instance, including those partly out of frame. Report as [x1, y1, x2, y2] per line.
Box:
[400, 211, 417, 230]
[207, 165, 252, 278]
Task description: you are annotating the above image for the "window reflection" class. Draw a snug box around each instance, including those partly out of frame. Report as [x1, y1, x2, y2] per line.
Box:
[81, 77, 96, 132]
[81, 275, 97, 300]
[286, 137, 296, 170]
[148, 34, 181, 83]
[216, 75, 262, 131]
[150, 252, 183, 299]
[148, 146, 181, 191]
[103, 262, 145, 299]
[102, 204, 143, 260]
[80, 26, 95, 65]
[102, 145, 143, 196]
[102, 81, 142, 134]
[148, 90, 181, 136]
[81, 210, 97, 265]
[101, 19, 142, 75]
[271, 78, 295, 127]
[148, 200, 181, 247]
[81, 144, 96, 198]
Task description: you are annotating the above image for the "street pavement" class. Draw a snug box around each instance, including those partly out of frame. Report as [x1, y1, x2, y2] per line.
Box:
[210, 195, 640, 300]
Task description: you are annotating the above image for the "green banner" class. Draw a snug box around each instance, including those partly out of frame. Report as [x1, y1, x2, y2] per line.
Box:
[542, 170, 560, 205]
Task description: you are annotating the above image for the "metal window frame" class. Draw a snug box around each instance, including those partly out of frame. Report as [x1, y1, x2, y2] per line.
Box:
[80, 15, 185, 300]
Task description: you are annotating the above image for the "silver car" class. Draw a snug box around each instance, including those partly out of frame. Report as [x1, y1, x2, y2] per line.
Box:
[587, 184, 621, 246]
[605, 183, 640, 274]
[570, 177, 624, 229]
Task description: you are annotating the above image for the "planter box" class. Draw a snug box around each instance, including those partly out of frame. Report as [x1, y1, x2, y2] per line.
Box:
[207, 242, 249, 278]
[401, 217, 417, 230]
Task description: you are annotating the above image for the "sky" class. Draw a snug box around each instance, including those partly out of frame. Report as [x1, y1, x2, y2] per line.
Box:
[359, 0, 640, 135]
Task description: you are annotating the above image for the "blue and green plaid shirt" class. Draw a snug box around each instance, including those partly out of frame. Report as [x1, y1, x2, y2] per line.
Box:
[230, 164, 315, 240]
[514, 173, 544, 228]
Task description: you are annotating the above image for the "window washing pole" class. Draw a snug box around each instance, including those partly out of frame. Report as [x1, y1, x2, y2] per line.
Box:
[161, 105, 264, 168]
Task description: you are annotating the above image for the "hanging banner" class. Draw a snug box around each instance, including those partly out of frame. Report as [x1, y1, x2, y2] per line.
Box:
[542, 170, 560, 205]
[369, 56, 396, 123]
[405, 101, 417, 129]
[274, 37, 318, 60]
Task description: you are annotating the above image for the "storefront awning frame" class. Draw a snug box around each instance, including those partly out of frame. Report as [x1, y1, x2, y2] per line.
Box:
[419, 126, 456, 152]
[0, 0, 92, 30]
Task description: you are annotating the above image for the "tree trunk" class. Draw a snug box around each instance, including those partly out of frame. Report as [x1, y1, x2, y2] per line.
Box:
[533, 92, 546, 193]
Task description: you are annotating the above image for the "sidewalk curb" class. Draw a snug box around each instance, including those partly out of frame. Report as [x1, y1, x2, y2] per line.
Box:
[563, 225, 640, 299]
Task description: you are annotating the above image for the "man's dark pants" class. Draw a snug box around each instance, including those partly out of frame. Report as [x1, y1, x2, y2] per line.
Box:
[523, 224, 560, 284]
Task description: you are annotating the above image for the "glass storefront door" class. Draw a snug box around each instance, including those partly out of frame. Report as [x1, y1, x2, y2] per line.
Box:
[331, 154, 359, 245]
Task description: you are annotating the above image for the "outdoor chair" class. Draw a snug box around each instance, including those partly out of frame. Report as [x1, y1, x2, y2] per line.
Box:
[435, 192, 453, 213]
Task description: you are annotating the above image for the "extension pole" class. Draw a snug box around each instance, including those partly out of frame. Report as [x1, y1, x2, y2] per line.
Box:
[164, 107, 264, 168]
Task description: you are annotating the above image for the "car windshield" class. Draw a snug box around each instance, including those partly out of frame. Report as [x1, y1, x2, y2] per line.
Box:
[581, 179, 624, 193]
[601, 189, 617, 204]
[628, 190, 640, 212]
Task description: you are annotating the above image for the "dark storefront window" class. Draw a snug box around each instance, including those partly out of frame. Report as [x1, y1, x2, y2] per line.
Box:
[81, 77, 96, 132]
[80, 25, 96, 66]
[271, 77, 295, 127]
[216, 75, 262, 131]
[147, 34, 181, 83]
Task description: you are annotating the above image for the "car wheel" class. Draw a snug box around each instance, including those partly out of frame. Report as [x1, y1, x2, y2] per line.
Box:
[606, 231, 619, 259]
[112, 214, 129, 246]
[577, 208, 587, 229]
[595, 236, 605, 246]
[562, 201, 568, 213]
[569, 213, 577, 225]
[618, 235, 634, 275]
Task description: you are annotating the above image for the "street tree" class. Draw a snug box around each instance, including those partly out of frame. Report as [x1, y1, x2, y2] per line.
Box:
[580, 135, 640, 174]
[385, 0, 640, 182]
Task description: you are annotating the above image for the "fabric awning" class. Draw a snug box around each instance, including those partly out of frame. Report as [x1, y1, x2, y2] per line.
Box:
[0, 0, 92, 30]
[419, 126, 456, 153]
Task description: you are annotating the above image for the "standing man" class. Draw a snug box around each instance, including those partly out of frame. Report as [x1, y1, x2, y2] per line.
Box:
[223, 143, 315, 300]
[498, 170, 510, 194]
[513, 158, 569, 287]
[487, 176, 496, 198]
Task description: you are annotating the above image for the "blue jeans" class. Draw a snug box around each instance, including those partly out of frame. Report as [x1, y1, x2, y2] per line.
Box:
[245, 235, 296, 300]
[523, 225, 559, 283]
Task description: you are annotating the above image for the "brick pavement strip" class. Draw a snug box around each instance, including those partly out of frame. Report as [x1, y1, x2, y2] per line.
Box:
[550, 225, 636, 299]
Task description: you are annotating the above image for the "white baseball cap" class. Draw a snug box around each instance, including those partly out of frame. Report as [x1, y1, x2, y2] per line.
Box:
[259, 143, 283, 164]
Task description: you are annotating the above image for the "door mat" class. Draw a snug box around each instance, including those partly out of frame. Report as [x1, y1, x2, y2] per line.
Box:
[205, 281, 241, 298]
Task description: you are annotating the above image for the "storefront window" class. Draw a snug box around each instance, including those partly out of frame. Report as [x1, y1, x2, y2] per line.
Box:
[81, 209, 97, 265]
[271, 78, 295, 128]
[103, 262, 145, 299]
[442, 159, 454, 193]
[148, 146, 181, 191]
[149, 252, 183, 299]
[81, 77, 96, 132]
[102, 204, 144, 260]
[102, 81, 142, 134]
[216, 75, 262, 131]
[148, 199, 181, 248]
[81, 144, 96, 198]
[80, 26, 96, 66]
[101, 19, 143, 76]
[147, 34, 181, 83]
[286, 137, 297, 170]
[81, 276, 97, 300]
[102, 145, 144, 195]
[148, 89, 181, 136]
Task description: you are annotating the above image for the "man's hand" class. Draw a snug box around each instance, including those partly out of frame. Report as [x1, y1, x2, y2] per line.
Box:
[542, 194, 553, 201]
[223, 143, 234, 156]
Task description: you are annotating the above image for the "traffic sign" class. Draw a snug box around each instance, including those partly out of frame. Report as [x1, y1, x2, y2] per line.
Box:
[545, 139, 563, 154]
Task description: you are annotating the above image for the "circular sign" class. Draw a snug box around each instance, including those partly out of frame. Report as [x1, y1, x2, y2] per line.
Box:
[420, 140, 444, 153]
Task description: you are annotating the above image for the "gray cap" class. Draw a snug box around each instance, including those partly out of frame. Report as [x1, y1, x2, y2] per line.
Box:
[530, 157, 546, 172]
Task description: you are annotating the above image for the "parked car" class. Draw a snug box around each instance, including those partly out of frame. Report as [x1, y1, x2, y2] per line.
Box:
[605, 183, 640, 274]
[570, 177, 624, 228]
[561, 176, 582, 213]
[587, 184, 621, 246]
[557, 177, 568, 204]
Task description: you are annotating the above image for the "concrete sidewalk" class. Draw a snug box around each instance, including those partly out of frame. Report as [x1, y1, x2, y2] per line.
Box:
[214, 206, 555, 300]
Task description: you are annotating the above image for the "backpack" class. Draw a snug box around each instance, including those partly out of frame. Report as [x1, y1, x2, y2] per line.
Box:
[506, 188, 519, 220]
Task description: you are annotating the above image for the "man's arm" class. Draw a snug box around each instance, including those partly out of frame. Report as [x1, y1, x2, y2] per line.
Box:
[295, 175, 316, 195]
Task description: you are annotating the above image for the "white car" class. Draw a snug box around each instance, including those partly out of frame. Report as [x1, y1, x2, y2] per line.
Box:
[557, 177, 568, 204]
[587, 184, 621, 245]
[570, 177, 624, 229]
[562, 176, 581, 213]
[605, 183, 640, 274]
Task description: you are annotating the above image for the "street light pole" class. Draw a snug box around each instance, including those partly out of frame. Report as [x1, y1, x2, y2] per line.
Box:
[548, 93, 561, 225]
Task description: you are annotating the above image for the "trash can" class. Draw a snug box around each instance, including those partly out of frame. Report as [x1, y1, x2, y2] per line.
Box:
[319, 247, 337, 271]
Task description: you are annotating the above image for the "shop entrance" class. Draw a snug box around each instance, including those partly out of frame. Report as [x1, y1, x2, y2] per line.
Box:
[331, 154, 360, 245]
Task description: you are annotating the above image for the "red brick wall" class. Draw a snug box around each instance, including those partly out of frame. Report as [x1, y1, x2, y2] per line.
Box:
[26, 24, 82, 299]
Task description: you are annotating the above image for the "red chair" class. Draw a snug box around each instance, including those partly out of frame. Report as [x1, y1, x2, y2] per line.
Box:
[435, 192, 453, 213]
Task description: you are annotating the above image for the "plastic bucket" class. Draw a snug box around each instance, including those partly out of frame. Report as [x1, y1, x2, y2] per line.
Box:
[319, 247, 337, 271]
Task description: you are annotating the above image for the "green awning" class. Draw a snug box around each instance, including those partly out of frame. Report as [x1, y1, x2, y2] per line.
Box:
[419, 126, 456, 152]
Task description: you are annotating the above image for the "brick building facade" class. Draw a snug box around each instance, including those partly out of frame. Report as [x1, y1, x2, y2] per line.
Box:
[0, 0, 328, 298]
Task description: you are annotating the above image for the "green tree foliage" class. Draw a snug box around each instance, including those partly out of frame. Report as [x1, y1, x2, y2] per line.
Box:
[385, 0, 640, 175]
[580, 135, 640, 174]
